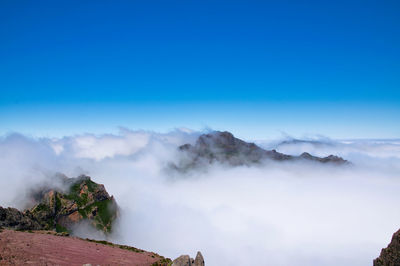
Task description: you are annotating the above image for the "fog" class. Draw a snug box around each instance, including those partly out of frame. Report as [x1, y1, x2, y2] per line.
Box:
[1, 129, 400, 265]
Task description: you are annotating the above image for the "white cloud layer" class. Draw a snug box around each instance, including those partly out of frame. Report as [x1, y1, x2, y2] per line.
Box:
[0, 129, 400, 265]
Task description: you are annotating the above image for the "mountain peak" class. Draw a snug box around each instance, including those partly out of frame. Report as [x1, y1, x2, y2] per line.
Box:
[173, 131, 348, 171]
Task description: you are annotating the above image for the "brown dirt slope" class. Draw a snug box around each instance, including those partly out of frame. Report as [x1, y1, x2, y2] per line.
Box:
[0, 229, 170, 265]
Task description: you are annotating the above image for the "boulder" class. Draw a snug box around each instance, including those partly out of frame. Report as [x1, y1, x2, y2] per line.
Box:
[194, 251, 205, 266]
[172, 255, 191, 266]
[172, 252, 204, 266]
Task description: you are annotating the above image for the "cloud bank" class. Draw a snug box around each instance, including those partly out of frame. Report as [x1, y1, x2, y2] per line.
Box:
[0, 129, 400, 265]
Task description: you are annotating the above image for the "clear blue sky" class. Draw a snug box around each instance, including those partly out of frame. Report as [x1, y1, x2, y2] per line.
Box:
[0, 0, 399, 139]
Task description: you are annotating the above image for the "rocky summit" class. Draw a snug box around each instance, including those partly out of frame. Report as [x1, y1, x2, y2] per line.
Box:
[172, 131, 348, 171]
[0, 174, 117, 234]
[374, 229, 400, 266]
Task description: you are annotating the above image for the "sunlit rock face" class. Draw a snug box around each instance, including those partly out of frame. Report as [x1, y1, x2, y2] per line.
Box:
[171, 131, 348, 172]
[0, 175, 118, 234]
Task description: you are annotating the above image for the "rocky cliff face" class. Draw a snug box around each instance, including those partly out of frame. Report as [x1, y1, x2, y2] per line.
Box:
[172, 131, 348, 171]
[0, 175, 117, 234]
[374, 229, 400, 266]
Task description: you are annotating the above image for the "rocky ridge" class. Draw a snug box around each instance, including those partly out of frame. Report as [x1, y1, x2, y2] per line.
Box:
[172, 131, 347, 171]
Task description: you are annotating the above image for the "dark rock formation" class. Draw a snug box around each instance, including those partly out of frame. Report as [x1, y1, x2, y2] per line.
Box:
[172, 131, 348, 171]
[374, 229, 400, 266]
[172, 251, 205, 266]
[0, 207, 42, 230]
[0, 175, 118, 234]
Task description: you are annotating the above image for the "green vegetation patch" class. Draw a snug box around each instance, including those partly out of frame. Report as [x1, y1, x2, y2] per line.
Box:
[44, 218, 54, 229]
[84, 238, 145, 253]
[32, 203, 51, 213]
[85, 179, 97, 192]
[64, 189, 83, 206]
[55, 194, 62, 212]
[64, 179, 100, 207]
[85, 239, 113, 246]
[69, 182, 81, 195]
[119, 245, 144, 253]
[151, 257, 173, 266]
[77, 208, 88, 219]
[80, 193, 89, 205]
[55, 223, 68, 233]
[94, 199, 113, 225]
[83, 199, 115, 232]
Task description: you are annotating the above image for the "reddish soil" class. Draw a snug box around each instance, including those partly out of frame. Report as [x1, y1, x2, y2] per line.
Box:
[0, 229, 164, 265]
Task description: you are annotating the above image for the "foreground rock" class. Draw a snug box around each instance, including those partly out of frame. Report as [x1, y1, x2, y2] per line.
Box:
[172, 251, 204, 266]
[172, 131, 348, 171]
[374, 229, 400, 265]
[0, 229, 170, 265]
[0, 174, 117, 234]
[0, 207, 42, 231]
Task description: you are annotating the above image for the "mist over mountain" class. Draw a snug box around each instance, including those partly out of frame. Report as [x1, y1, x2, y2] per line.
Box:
[1, 174, 117, 235]
[0, 129, 400, 265]
[171, 131, 347, 172]
[1, 0, 399, 264]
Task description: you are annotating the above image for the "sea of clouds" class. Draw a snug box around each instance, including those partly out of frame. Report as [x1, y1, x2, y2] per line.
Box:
[1, 129, 400, 265]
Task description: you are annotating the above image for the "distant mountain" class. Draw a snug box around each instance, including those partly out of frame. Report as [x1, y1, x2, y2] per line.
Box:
[276, 138, 334, 147]
[0, 175, 117, 234]
[171, 131, 348, 171]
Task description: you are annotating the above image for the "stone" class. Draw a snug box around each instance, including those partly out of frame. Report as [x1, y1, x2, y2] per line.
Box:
[193, 251, 204, 266]
[172, 252, 204, 266]
[172, 255, 192, 266]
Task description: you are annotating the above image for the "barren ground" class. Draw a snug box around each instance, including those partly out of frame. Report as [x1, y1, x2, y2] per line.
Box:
[0, 229, 165, 265]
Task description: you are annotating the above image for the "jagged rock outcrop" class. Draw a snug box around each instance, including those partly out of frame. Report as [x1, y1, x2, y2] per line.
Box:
[172, 252, 204, 266]
[172, 131, 348, 171]
[0, 207, 42, 230]
[0, 175, 118, 234]
[374, 229, 400, 266]
[193, 252, 205, 266]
